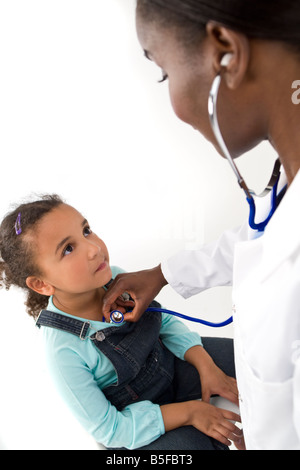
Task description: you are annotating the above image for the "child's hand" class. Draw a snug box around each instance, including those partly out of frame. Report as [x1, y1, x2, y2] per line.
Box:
[234, 433, 246, 450]
[185, 345, 239, 405]
[161, 400, 243, 448]
[200, 363, 239, 405]
[189, 401, 243, 447]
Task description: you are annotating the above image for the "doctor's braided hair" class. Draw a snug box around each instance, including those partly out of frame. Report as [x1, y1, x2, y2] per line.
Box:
[0, 194, 63, 319]
[136, 0, 300, 54]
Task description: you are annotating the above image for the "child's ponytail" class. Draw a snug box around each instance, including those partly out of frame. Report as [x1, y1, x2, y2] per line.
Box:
[0, 194, 63, 319]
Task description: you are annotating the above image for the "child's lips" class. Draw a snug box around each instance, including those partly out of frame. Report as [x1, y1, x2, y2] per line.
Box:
[95, 261, 107, 273]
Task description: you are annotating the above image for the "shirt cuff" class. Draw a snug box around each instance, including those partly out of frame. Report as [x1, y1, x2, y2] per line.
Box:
[110, 402, 165, 450]
[161, 259, 194, 299]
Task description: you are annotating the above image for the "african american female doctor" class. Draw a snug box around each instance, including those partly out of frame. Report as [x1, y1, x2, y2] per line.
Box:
[103, 0, 300, 450]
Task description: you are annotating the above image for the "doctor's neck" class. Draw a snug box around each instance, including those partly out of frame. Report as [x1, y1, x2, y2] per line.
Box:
[266, 48, 300, 185]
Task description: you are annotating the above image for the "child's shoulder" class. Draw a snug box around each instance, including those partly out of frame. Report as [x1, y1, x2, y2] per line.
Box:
[111, 265, 126, 278]
[41, 324, 97, 371]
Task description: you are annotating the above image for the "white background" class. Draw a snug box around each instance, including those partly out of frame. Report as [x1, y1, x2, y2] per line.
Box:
[0, 0, 276, 450]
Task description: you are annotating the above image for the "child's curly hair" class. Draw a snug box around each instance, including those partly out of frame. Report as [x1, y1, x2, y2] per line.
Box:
[0, 194, 63, 319]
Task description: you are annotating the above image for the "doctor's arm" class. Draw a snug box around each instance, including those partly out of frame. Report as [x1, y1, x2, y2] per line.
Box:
[102, 224, 248, 322]
[162, 223, 248, 299]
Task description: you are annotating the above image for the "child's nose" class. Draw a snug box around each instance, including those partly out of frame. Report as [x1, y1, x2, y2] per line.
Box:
[87, 240, 101, 259]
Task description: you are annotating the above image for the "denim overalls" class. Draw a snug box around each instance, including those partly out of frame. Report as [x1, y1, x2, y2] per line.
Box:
[37, 305, 234, 450]
[36, 302, 177, 410]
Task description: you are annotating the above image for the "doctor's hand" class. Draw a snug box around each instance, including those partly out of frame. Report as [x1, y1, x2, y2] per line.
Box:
[102, 265, 168, 323]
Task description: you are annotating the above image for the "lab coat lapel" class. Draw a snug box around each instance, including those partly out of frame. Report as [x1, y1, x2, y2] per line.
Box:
[260, 169, 300, 280]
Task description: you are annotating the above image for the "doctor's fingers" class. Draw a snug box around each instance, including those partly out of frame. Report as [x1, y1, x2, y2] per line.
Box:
[102, 274, 133, 318]
[123, 300, 150, 322]
[108, 300, 135, 315]
[102, 277, 149, 322]
[102, 268, 166, 322]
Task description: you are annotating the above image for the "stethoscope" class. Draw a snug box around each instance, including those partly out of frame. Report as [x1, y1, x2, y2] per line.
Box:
[106, 287, 233, 326]
[208, 53, 285, 232]
[109, 55, 286, 327]
[109, 306, 233, 327]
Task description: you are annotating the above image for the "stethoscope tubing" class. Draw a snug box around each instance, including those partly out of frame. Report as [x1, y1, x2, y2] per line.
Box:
[110, 308, 233, 328]
[209, 70, 283, 232]
[247, 174, 279, 232]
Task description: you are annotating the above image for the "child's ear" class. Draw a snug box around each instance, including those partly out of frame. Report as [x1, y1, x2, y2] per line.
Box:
[26, 276, 55, 296]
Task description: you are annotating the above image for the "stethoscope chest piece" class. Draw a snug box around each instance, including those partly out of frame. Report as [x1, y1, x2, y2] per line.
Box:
[110, 310, 125, 324]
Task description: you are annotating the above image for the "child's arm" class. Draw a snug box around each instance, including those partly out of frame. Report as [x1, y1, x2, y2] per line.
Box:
[159, 320, 242, 447]
[184, 345, 239, 405]
[160, 400, 243, 447]
[159, 314, 238, 405]
[45, 344, 164, 449]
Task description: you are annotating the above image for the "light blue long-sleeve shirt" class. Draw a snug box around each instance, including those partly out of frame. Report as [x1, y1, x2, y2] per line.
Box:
[40, 266, 202, 449]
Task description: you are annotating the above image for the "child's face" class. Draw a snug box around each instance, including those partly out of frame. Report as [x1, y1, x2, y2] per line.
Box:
[28, 203, 112, 296]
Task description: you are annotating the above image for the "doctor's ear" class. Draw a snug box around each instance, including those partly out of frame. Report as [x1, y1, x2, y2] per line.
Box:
[26, 276, 55, 297]
[206, 22, 250, 90]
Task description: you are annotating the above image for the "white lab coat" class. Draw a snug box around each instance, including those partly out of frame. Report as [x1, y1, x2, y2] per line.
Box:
[161, 169, 300, 450]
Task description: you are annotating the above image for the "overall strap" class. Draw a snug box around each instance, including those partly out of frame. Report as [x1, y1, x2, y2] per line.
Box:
[36, 309, 91, 340]
[36, 281, 114, 339]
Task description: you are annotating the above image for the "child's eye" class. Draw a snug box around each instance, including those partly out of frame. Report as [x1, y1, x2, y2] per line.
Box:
[158, 70, 168, 83]
[63, 244, 73, 256]
[83, 226, 92, 237]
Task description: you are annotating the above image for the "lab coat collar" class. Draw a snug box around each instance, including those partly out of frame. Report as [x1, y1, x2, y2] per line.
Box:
[260, 168, 300, 279]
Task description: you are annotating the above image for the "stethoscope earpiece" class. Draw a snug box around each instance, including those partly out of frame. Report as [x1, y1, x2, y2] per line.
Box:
[220, 53, 233, 68]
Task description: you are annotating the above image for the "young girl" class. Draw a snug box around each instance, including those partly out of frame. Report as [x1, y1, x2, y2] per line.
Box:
[0, 194, 243, 450]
